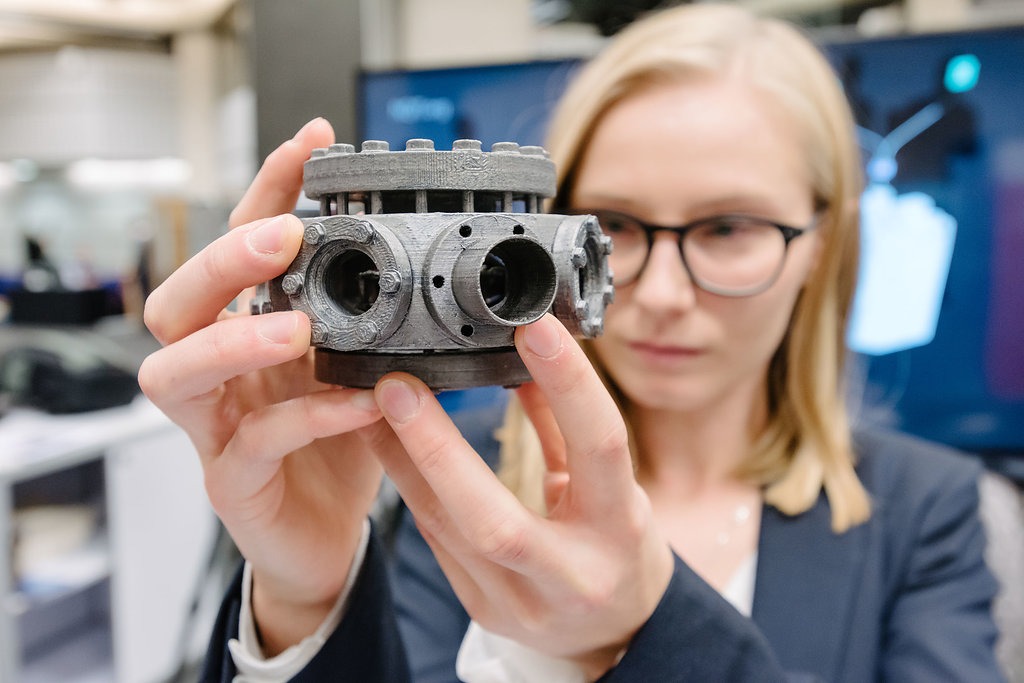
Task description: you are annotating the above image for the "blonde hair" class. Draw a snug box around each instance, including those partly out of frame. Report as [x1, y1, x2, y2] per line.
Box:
[499, 3, 870, 533]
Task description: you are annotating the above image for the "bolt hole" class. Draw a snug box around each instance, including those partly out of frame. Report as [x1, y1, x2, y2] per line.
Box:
[432, 275, 445, 288]
[459, 225, 473, 238]
[513, 225, 525, 235]
[460, 324, 474, 337]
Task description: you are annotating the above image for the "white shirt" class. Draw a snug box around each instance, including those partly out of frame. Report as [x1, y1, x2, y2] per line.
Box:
[230, 531, 758, 683]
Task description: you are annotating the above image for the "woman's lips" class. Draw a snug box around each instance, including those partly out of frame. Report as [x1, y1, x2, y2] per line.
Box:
[627, 341, 705, 367]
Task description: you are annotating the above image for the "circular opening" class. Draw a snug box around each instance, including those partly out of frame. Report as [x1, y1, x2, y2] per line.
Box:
[480, 252, 507, 308]
[480, 237, 556, 324]
[432, 275, 446, 288]
[323, 249, 380, 315]
[459, 225, 473, 238]
[579, 235, 602, 300]
[461, 324, 474, 337]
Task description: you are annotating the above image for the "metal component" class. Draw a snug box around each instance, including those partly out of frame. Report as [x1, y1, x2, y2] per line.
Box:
[406, 138, 434, 150]
[491, 141, 520, 153]
[315, 348, 532, 392]
[550, 213, 614, 338]
[350, 220, 375, 244]
[329, 143, 355, 155]
[251, 139, 613, 390]
[282, 274, 304, 295]
[310, 322, 329, 345]
[355, 322, 380, 344]
[379, 269, 402, 294]
[304, 222, 325, 246]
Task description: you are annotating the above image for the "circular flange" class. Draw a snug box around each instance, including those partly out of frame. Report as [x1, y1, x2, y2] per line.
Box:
[303, 139, 556, 198]
[423, 214, 554, 348]
[551, 214, 615, 337]
[285, 215, 412, 351]
[314, 348, 531, 390]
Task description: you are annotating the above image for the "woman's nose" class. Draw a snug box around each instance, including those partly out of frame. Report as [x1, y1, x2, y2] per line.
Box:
[630, 232, 697, 313]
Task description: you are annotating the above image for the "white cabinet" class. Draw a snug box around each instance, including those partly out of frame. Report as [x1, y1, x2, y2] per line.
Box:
[0, 398, 219, 683]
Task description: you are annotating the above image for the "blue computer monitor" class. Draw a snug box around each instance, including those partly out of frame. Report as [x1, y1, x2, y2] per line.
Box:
[358, 29, 1024, 468]
[359, 59, 580, 151]
[827, 28, 1024, 465]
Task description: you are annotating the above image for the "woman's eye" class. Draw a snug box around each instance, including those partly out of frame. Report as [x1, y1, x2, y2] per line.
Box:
[702, 218, 758, 239]
[597, 213, 632, 234]
[708, 222, 737, 237]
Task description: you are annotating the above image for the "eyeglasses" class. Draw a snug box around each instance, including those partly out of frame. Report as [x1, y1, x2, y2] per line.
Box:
[572, 208, 817, 297]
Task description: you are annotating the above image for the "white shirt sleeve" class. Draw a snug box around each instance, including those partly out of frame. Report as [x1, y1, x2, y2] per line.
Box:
[456, 552, 759, 683]
[228, 519, 371, 683]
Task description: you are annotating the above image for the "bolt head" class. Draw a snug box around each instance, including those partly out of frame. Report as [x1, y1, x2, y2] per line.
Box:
[603, 285, 615, 304]
[304, 222, 325, 246]
[582, 318, 604, 338]
[351, 221, 375, 244]
[574, 299, 589, 318]
[328, 143, 355, 155]
[405, 138, 434, 150]
[282, 273, 304, 295]
[491, 141, 520, 153]
[310, 323, 329, 345]
[571, 247, 588, 269]
[379, 269, 401, 294]
[356, 322, 380, 344]
[600, 235, 614, 255]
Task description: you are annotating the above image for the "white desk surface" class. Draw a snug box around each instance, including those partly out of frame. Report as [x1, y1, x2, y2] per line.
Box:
[0, 396, 178, 482]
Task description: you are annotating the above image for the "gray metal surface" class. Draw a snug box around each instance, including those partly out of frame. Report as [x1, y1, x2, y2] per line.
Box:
[252, 139, 612, 390]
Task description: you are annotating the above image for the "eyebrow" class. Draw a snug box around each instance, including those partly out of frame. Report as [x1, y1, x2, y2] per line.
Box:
[571, 193, 791, 220]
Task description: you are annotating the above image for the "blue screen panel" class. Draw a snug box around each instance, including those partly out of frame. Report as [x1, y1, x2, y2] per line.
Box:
[359, 32, 1024, 462]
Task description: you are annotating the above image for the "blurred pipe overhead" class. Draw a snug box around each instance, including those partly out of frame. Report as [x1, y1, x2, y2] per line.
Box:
[0, 0, 237, 50]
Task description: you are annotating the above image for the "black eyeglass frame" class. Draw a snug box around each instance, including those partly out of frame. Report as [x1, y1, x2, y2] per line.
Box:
[568, 208, 818, 297]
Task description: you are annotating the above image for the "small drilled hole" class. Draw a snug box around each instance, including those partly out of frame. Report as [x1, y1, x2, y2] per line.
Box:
[461, 324, 474, 336]
[513, 225, 525, 235]
[432, 275, 445, 288]
[459, 225, 472, 237]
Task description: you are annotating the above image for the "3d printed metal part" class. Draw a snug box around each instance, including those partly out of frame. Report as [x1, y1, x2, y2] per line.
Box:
[251, 139, 613, 391]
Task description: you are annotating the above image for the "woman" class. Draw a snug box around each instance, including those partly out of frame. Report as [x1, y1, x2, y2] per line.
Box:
[139, 4, 1002, 682]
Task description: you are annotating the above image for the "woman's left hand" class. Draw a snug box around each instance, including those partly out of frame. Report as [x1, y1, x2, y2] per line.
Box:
[366, 314, 674, 679]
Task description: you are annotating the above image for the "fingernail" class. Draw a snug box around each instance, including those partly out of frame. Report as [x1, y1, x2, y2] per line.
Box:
[378, 379, 421, 424]
[247, 216, 289, 255]
[350, 389, 379, 413]
[257, 313, 298, 345]
[524, 316, 562, 359]
[292, 117, 325, 141]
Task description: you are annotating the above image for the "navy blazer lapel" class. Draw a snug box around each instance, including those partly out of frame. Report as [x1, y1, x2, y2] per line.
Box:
[751, 497, 869, 679]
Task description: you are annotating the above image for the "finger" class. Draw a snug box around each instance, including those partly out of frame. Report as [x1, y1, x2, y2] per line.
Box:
[514, 315, 636, 520]
[144, 215, 304, 345]
[362, 420, 525, 625]
[206, 388, 382, 514]
[374, 374, 548, 572]
[515, 383, 567, 475]
[139, 311, 311, 410]
[230, 118, 335, 229]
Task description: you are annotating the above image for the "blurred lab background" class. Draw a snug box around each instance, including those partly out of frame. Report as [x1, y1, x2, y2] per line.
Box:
[0, 1, 1021, 681]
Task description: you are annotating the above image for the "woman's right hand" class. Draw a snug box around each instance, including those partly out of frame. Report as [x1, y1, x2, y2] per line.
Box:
[138, 119, 385, 654]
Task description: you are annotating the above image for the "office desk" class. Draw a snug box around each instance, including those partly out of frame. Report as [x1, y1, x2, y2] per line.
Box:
[0, 396, 217, 683]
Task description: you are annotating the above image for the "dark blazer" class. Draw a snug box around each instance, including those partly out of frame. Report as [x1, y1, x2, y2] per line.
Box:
[201, 406, 1004, 682]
